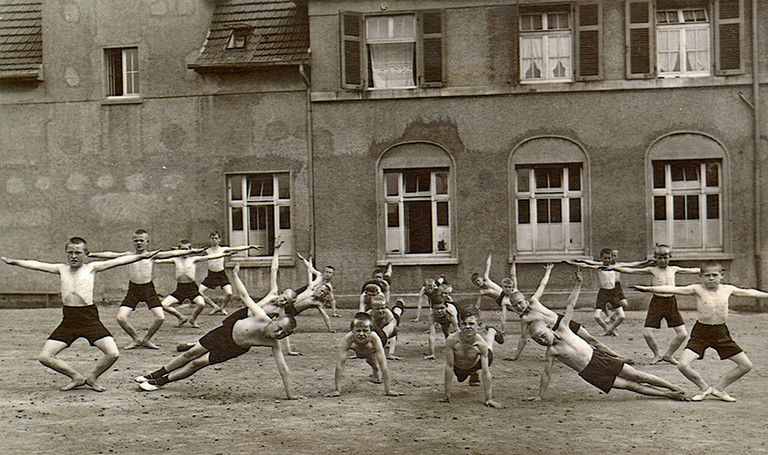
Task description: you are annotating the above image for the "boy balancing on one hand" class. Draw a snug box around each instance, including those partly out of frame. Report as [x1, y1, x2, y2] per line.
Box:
[632, 262, 768, 402]
[527, 267, 687, 402]
[2, 237, 157, 391]
[135, 264, 300, 399]
[326, 312, 403, 397]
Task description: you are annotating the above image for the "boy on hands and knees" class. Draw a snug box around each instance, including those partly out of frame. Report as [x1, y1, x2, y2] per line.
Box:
[607, 244, 699, 364]
[136, 263, 300, 399]
[368, 294, 405, 360]
[326, 312, 403, 397]
[441, 307, 503, 408]
[633, 262, 768, 402]
[424, 294, 459, 361]
[527, 267, 686, 402]
[2, 237, 156, 391]
[89, 229, 203, 349]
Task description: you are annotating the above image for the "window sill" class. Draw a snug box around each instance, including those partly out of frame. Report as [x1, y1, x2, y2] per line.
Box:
[225, 257, 295, 267]
[512, 253, 590, 264]
[378, 256, 459, 266]
[101, 96, 143, 105]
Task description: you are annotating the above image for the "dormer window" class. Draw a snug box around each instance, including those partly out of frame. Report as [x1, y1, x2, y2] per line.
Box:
[226, 28, 251, 49]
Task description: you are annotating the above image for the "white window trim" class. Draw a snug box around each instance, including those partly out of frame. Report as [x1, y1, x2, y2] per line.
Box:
[104, 47, 141, 100]
[519, 12, 573, 83]
[365, 14, 418, 90]
[656, 8, 711, 78]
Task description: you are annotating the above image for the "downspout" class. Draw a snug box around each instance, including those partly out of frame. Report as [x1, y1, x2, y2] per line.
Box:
[299, 63, 316, 258]
[752, 0, 763, 302]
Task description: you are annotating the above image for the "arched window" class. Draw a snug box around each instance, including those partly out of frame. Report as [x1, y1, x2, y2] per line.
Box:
[510, 136, 589, 259]
[377, 142, 457, 265]
[646, 132, 729, 256]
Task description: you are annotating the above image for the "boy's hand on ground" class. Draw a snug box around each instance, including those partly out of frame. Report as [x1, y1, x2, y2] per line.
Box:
[484, 400, 501, 408]
[387, 355, 402, 361]
[524, 396, 542, 402]
[325, 390, 341, 397]
[385, 390, 404, 397]
[424, 354, 436, 360]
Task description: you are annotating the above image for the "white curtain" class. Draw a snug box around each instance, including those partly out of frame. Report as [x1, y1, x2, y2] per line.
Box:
[657, 29, 680, 73]
[521, 37, 543, 79]
[685, 28, 709, 72]
[370, 43, 415, 88]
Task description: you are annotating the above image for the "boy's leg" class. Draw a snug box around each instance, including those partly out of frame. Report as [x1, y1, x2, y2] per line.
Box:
[605, 306, 626, 335]
[642, 327, 661, 361]
[141, 306, 166, 349]
[87, 336, 121, 391]
[660, 324, 688, 364]
[710, 352, 752, 401]
[38, 339, 85, 390]
[161, 295, 187, 325]
[594, 309, 608, 331]
[612, 377, 686, 401]
[199, 284, 223, 314]
[219, 285, 233, 313]
[365, 354, 381, 383]
[116, 306, 141, 349]
[677, 349, 710, 399]
[188, 297, 206, 328]
[618, 364, 683, 392]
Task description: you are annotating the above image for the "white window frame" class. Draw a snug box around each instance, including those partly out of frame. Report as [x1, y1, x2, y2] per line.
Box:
[656, 8, 710, 77]
[383, 168, 451, 257]
[104, 47, 140, 98]
[519, 11, 573, 83]
[226, 172, 292, 259]
[226, 28, 250, 50]
[652, 160, 722, 252]
[365, 14, 417, 89]
[515, 164, 584, 255]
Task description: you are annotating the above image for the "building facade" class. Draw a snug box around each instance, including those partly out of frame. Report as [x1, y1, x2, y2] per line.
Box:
[1, 0, 766, 307]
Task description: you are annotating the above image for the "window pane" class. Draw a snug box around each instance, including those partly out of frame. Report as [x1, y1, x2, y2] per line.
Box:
[652, 163, 666, 188]
[404, 200, 432, 253]
[686, 194, 700, 220]
[673, 195, 686, 220]
[277, 173, 290, 199]
[567, 165, 581, 191]
[369, 42, 415, 88]
[706, 194, 719, 219]
[535, 168, 549, 189]
[231, 207, 244, 231]
[654, 196, 667, 220]
[518, 199, 531, 224]
[229, 176, 242, 201]
[517, 168, 530, 192]
[387, 203, 399, 227]
[705, 163, 719, 187]
[436, 202, 449, 226]
[279, 206, 291, 229]
[569, 198, 581, 222]
[404, 169, 430, 193]
[537, 199, 549, 223]
[385, 173, 399, 196]
[435, 171, 448, 194]
[549, 198, 562, 223]
[249, 175, 273, 198]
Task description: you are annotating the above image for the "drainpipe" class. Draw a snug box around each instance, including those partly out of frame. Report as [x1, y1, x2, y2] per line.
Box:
[299, 63, 316, 258]
[752, 1, 763, 302]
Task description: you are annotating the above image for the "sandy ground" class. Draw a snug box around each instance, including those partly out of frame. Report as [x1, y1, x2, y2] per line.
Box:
[1, 304, 768, 455]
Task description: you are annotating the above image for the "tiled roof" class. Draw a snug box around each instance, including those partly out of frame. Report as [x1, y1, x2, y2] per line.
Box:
[0, 0, 42, 80]
[190, 0, 309, 71]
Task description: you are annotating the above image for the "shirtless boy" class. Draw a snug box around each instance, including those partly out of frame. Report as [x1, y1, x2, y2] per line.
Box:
[135, 263, 299, 399]
[424, 294, 459, 361]
[2, 237, 156, 391]
[199, 231, 260, 315]
[368, 294, 405, 360]
[470, 252, 517, 331]
[325, 312, 403, 397]
[507, 263, 631, 363]
[608, 244, 699, 364]
[442, 307, 503, 407]
[412, 278, 438, 322]
[89, 229, 203, 349]
[527, 268, 686, 401]
[633, 262, 768, 402]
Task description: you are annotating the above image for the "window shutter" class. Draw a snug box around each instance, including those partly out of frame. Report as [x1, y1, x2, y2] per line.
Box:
[340, 11, 363, 89]
[419, 10, 445, 87]
[625, 0, 653, 79]
[575, 2, 601, 81]
[714, 0, 744, 75]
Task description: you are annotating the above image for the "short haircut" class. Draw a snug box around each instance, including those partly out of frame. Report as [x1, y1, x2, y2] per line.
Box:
[364, 283, 380, 294]
[283, 288, 297, 302]
[210, 231, 221, 238]
[600, 248, 612, 257]
[276, 316, 297, 338]
[178, 239, 191, 248]
[470, 272, 481, 282]
[500, 277, 514, 287]
[459, 306, 479, 322]
[654, 244, 671, 255]
[134, 229, 148, 236]
[65, 237, 88, 251]
[350, 312, 373, 330]
[372, 268, 384, 277]
[325, 265, 335, 271]
[700, 261, 724, 274]
[371, 294, 386, 304]
[424, 278, 436, 286]
[430, 294, 447, 308]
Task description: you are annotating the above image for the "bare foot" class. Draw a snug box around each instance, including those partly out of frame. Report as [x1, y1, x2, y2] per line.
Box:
[711, 388, 737, 402]
[85, 379, 105, 392]
[661, 356, 678, 365]
[141, 340, 159, 350]
[60, 376, 87, 391]
[368, 374, 382, 384]
[287, 351, 302, 356]
[387, 355, 403, 361]
[125, 340, 141, 350]
[189, 321, 200, 328]
[665, 390, 688, 401]
[691, 386, 713, 401]
[175, 318, 188, 328]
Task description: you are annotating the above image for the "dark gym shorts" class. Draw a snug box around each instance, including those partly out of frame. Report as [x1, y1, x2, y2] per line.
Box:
[685, 321, 742, 360]
[121, 281, 162, 309]
[49, 305, 112, 346]
[454, 351, 494, 382]
[201, 270, 230, 289]
[199, 314, 250, 365]
[578, 350, 625, 393]
[644, 295, 685, 328]
[170, 282, 202, 302]
[595, 287, 622, 311]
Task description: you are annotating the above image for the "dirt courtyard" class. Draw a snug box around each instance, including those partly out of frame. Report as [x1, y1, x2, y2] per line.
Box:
[2, 305, 768, 455]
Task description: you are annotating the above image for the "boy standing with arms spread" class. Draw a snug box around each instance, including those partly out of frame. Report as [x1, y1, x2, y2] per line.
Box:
[326, 312, 403, 397]
[442, 307, 503, 408]
[608, 244, 699, 364]
[89, 229, 202, 349]
[199, 231, 259, 315]
[527, 268, 686, 401]
[633, 262, 768, 402]
[2, 237, 155, 391]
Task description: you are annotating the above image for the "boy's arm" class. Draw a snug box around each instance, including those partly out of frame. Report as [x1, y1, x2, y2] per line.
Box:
[154, 248, 204, 260]
[374, 336, 400, 396]
[296, 252, 314, 285]
[728, 286, 768, 299]
[565, 259, 601, 268]
[483, 251, 493, 281]
[480, 345, 499, 408]
[511, 320, 529, 360]
[358, 294, 367, 313]
[2, 257, 61, 274]
[413, 288, 425, 322]
[91, 250, 158, 272]
[327, 337, 351, 396]
[425, 315, 437, 359]
[618, 259, 654, 268]
[631, 284, 696, 296]
[528, 348, 555, 401]
[230, 264, 269, 319]
[509, 254, 518, 289]
[448, 307, 459, 333]
[316, 305, 334, 332]
[384, 262, 392, 280]
[532, 263, 555, 301]
[607, 265, 650, 274]
[87, 251, 126, 259]
[673, 265, 701, 274]
[441, 338, 455, 402]
[193, 250, 236, 263]
[560, 267, 583, 328]
[270, 342, 299, 400]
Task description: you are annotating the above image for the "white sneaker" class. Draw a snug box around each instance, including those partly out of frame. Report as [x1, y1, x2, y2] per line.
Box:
[139, 381, 160, 391]
[133, 375, 149, 383]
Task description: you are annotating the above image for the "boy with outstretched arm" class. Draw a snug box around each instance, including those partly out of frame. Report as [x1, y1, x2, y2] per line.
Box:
[527, 267, 686, 402]
[325, 312, 403, 397]
[441, 307, 504, 408]
[135, 263, 300, 399]
[607, 244, 699, 364]
[2, 237, 156, 391]
[198, 231, 261, 315]
[632, 261, 768, 402]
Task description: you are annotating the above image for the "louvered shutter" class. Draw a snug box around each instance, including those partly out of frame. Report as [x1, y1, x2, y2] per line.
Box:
[419, 10, 445, 87]
[714, 0, 744, 75]
[626, 0, 653, 78]
[340, 11, 363, 89]
[575, 2, 601, 80]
